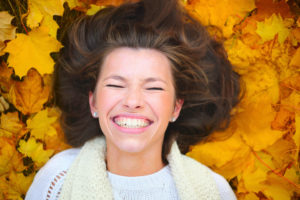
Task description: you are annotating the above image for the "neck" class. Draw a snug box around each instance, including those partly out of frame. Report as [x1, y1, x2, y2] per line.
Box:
[105, 146, 165, 176]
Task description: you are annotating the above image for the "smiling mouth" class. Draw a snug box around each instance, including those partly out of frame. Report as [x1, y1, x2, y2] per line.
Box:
[113, 117, 152, 128]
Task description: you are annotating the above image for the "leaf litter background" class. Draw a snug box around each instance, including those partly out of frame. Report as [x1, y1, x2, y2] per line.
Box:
[0, 0, 299, 199]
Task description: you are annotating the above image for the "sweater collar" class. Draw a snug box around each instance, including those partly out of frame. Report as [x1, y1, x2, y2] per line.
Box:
[59, 136, 220, 200]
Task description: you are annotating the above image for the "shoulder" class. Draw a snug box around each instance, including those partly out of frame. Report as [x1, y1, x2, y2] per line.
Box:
[25, 148, 81, 200]
[181, 155, 237, 200]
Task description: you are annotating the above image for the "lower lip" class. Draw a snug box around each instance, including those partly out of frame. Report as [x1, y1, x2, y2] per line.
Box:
[112, 120, 151, 134]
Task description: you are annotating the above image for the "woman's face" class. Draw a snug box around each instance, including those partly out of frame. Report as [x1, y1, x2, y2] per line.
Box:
[89, 47, 183, 155]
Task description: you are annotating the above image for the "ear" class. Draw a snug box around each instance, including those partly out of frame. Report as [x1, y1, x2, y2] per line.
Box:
[172, 99, 184, 120]
[89, 91, 97, 115]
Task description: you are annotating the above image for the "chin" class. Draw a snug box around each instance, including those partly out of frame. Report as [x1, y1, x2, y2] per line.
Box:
[116, 140, 147, 154]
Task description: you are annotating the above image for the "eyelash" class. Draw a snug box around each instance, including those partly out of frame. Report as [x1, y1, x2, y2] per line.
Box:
[106, 85, 163, 91]
[106, 84, 124, 88]
[147, 87, 163, 90]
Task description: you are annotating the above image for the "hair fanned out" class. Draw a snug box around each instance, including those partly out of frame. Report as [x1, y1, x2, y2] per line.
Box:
[53, 0, 241, 161]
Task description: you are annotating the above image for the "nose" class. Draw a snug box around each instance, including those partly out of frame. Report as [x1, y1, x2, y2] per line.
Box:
[123, 87, 144, 109]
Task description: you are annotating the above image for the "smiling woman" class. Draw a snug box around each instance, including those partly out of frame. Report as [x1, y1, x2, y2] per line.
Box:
[89, 48, 182, 176]
[25, 0, 240, 199]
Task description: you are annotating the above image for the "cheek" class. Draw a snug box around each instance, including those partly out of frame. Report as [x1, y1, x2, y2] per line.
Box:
[96, 89, 121, 113]
[147, 94, 174, 118]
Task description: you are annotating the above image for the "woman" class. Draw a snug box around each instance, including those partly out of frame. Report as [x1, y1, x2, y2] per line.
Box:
[25, 0, 240, 199]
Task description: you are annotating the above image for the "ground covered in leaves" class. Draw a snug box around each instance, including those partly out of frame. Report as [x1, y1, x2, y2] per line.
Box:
[0, 0, 299, 199]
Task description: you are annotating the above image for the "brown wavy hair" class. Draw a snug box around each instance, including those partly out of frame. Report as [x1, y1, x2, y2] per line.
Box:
[53, 0, 241, 163]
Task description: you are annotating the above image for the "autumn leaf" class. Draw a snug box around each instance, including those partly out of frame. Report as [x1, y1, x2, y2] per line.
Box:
[234, 65, 283, 151]
[86, 4, 105, 15]
[236, 98, 284, 151]
[264, 136, 297, 170]
[185, 0, 256, 37]
[239, 160, 268, 193]
[243, 193, 259, 200]
[187, 124, 252, 179]
[256, 14, 293, 44]
[43, 107, 71, 152]
[0, 62, 14, 96]
[263, 173, 297, 200]
[292, 28, 300, 43]
[271, 106, 295, 132]
[9, 68, 50, 115]
[255, 0, 293, 21]
[0, 96, 9, 112]
[0, 112, 24, 138]
[0, 11, 16, 55]
[290, 47, 300, 68]
[4, 26, 62, 77]
[18, 137, 54, 167]
[224, 38, 262, 72]
[0, 172, 35, 200]
[27, 109, 57, 140]
[84, 0, 125, 6]
[0, 138, 15, 176]
[294, 114, 300, 165]
[26, 0, 65, 37]
[65, 0, 81, 9]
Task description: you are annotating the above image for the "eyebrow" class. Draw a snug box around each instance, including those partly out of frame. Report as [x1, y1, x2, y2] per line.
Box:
[103, 75, 125, 82]
[103, 75, 167, 84]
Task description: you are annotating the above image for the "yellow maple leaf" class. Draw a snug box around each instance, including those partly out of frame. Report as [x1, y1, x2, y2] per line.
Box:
[0, 112, 24, 138]
[235, 65, 284, 151]
[256, 14, 293, 44]
[185, 0, 256, 37]
[243, 64, 279, 104]
[243, 192, 259, 200]
[224, 38, 261, 72]
[41, 14, 60, 38]
[294, 114, 300, 166]
[265, 136, 297, 170]
[8, 69, 50, 115]
[290, 47, 300, 68]
[236, 98, 284, 151]
[27, 109, 57, 140]
[4, 26, 62, 77]
[65, 0, 80, 9]
[0, 11, 16, 55]
[0, 138, 15, 176]
[86, 4, 105, 15]
[43, 107, 71, 152]
[18, 137, 54, 167]
[187, 125, 252, 179]
[0, 176, 22, 200]
[0, 171, 35, 200]
[26, 0, 64, 36]
[240, 163, 268, 193]
[262, 173, 297, 200]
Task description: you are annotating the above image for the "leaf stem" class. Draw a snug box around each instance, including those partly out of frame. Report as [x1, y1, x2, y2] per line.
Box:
[7, 0, 29, 35]
[252, 150, 300, 190]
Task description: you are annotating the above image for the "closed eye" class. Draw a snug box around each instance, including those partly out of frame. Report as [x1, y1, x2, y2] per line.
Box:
[106, 84, 124, 88]
[147, 87, 164, 90]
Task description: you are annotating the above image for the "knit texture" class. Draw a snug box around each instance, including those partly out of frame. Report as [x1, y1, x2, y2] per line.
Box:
[59, 136, 221, 200]
[107, 165, 179, 199]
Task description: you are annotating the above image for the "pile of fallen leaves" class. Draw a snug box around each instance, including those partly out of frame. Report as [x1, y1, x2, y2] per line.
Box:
[0, 0, 299, 199]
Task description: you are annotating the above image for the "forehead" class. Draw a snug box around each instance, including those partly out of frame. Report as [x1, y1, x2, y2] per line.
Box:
[99, 47, 173, 82]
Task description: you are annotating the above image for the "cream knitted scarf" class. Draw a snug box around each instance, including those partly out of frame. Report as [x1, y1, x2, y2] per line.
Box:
[59, 136, 221, 200]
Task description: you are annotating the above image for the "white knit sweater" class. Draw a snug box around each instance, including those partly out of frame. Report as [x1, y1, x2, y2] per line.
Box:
[25, 137, 236, 200]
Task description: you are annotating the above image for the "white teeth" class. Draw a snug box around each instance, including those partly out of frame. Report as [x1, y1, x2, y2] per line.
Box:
[114, 117, 150, 128]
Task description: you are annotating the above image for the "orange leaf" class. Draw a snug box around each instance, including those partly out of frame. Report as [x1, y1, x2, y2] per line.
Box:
[9, 69, 50, 115]
[0, 112, 24, 138]
[0, 62, 14, 95]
